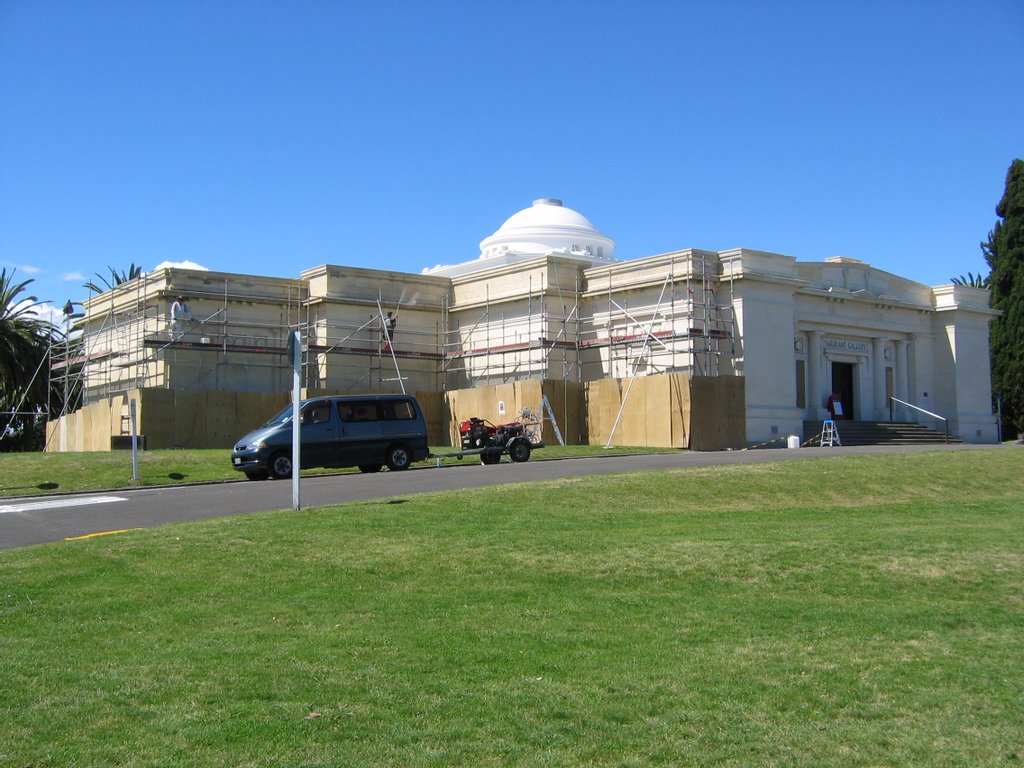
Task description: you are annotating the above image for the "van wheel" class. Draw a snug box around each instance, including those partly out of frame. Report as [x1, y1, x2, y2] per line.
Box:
[244, 471, 269, 481]
[268, 452, 293, 480]
[358, 464, 383, 474]
[508, 441, 532, 463]
[385, 444, 412, 471]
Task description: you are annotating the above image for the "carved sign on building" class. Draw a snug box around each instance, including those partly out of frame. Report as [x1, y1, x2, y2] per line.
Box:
[823, 337, 869, 354]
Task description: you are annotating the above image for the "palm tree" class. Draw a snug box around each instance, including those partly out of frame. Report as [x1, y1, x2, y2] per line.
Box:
[82, 263, 143, 294]
[950, 272, 990, 288]
[0, 269, 57, 450]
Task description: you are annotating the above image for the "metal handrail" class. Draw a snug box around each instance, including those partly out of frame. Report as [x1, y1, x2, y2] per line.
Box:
[889, 396, 949, 444]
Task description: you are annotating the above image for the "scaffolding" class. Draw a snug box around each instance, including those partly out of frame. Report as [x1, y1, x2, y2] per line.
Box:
[577, 253, 735, 381]
[440, 277, 560, 389]
[51, 271, 309, 411]
[50, 253, 737, 436]
[436, 252, 735, 388]
[305, 305, 443, 394]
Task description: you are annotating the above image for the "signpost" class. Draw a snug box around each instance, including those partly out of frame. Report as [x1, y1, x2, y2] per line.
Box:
[130, 399, 140, 484]
[288, 330, 301, 511]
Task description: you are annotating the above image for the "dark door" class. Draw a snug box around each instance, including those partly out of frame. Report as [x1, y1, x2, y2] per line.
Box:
[338, 400, 383, 466]
[300, 400, 338, 468]
[831, 362, 855, 420]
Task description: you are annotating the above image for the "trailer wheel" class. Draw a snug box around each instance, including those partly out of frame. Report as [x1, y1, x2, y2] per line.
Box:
[480, 450, 501, 465]
[508, 441, 532, 463]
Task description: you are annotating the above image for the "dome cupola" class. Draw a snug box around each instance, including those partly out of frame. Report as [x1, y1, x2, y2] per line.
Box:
[423, 198, 617, 277]
[479, 198, 616, 262]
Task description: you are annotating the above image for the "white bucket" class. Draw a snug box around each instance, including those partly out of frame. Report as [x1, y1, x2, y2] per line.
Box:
[786, 435, 801, 449]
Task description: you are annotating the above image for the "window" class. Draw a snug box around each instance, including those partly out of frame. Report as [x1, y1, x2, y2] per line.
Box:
[303, 403, 331, 424]
[384, 400, 416, 420]
[339, 402, 380, 423]
[355, 404, 378, 422]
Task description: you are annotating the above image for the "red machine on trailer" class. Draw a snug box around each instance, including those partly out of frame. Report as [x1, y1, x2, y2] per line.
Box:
[457, 416, 542, 464]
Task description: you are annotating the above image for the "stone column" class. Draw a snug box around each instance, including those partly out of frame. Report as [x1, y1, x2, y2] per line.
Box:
[872, 337, 887, 420]
[906, 334, 917, 409]
[894, 339, 908, 419]
[807, 331, 822, 419]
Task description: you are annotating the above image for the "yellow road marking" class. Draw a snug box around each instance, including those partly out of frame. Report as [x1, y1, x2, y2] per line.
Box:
[65, 528, 144, 542]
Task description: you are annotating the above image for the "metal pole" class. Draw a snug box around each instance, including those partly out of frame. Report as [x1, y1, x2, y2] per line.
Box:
[290, 330, 301, 511]
[996, 391, 1003, 443]
[130, 399, 140, 484]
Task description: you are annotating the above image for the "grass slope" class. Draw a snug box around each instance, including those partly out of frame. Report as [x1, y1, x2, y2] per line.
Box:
[0, 445, 668, 497]
[2, 450, 1022, 767]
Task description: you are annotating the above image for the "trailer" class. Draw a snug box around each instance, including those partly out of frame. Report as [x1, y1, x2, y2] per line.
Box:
[430, 415, 544, 465]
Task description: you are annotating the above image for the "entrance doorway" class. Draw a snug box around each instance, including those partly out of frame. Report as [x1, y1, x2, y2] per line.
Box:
[831, 362, 855, 420]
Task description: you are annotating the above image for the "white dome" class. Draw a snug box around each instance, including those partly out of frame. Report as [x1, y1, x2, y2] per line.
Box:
[479, 198, 616, 262]
[492, 197, 601, 234]
[423, 198, 617, 277]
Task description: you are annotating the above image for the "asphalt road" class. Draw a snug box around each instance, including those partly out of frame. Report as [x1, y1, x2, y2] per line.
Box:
[0, 443, 1005, 551]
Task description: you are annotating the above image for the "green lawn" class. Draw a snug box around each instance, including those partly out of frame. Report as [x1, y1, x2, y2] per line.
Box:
[2, 449, 1022, 766]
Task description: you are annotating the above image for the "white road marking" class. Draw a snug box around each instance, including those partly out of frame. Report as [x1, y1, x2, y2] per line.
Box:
[0, 495, 128, 515]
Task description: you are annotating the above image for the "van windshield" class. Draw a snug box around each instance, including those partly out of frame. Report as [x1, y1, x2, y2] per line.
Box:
[262, 405, 295, 427]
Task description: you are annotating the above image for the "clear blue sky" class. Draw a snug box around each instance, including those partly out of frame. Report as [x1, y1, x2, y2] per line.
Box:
[2, 0, 1022, 321]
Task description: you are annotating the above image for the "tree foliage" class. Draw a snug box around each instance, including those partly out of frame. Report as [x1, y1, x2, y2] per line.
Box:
[950, 272, 989, 288]
[82, 263, 143, 294]
[0, 269, 59, 451]
[984, 158, 1024, 436]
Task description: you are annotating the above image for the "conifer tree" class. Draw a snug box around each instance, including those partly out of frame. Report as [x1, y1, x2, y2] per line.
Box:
[984, 159, 1024, 437]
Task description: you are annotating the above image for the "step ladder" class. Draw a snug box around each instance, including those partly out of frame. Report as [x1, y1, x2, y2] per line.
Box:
[820, 419, 842, 447]
[540, 395, 566, 446]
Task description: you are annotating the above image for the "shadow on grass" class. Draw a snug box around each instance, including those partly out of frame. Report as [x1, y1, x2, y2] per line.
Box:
[168, 473, 186, 481]
[0, 482, 60, 494]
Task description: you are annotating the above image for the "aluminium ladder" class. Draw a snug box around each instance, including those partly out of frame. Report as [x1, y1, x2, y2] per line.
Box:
[820, 419, 842, 447]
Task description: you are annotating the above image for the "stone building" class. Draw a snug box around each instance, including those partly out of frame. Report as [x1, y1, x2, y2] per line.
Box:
[46, 198, 999, 452]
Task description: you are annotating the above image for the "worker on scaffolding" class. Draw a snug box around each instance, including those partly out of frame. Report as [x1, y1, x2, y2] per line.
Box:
[60, 300, 76, 332]
[381, 310, 398, 352]
[170, 295, 190, 335]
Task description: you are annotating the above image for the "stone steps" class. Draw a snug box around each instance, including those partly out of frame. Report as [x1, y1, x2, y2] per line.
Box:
[802, 420, 959, 446]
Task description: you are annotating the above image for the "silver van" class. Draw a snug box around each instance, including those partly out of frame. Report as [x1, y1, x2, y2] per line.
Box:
[231, 394, 430, 480]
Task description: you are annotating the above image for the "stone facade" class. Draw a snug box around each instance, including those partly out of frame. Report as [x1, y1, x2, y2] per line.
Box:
[47, 201, 1000, 451]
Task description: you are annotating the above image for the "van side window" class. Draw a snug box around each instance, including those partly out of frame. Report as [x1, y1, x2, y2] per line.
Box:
[385, 400, 416, 420]
[303, 403, 331, 424]
[342, 402, 380, 423]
